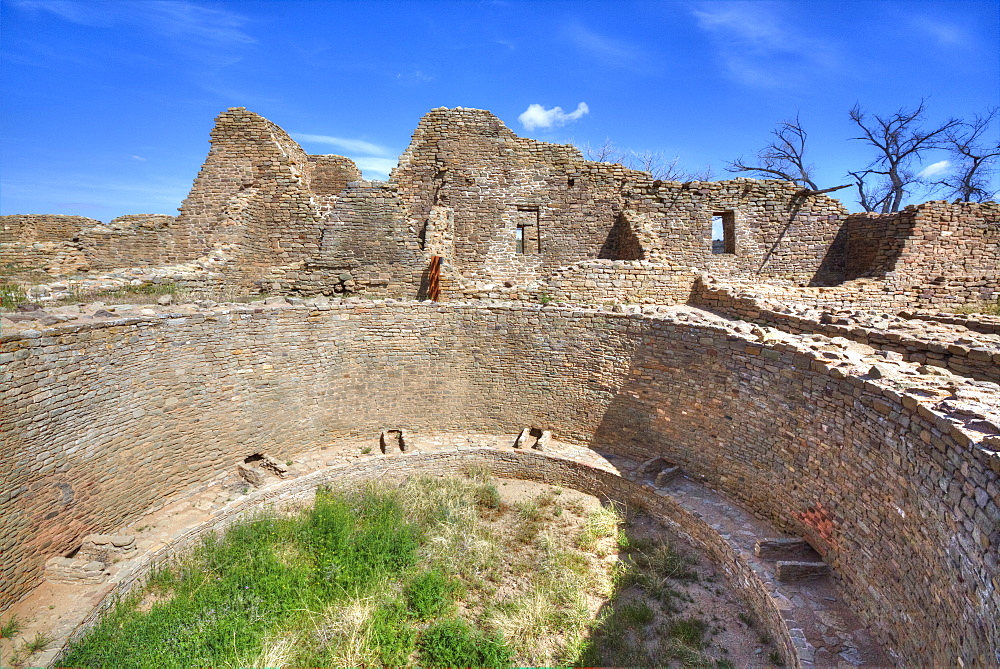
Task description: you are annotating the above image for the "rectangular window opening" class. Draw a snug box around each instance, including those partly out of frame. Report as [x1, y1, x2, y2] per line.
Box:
[711, 211, 736, 255]
[515, 207, 541, 254]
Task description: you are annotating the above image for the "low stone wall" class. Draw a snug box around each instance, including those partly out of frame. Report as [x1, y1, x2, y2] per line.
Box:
[0, 241, 89, 276]
[2, 302, 997, 664]
[0, 216, 100, 244]
[444, 260, 697, 305]
[691, 278, 1000, 383]
[78, 215, 186, 270]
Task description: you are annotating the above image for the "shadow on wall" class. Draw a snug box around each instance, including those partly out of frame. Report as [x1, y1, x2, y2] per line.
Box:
[598, 213, 645, 261]
[809, 223, 849, 287]
[586, 324, 995, 665]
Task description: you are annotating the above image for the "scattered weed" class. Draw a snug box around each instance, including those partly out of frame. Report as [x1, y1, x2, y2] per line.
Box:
[0, 282, 27, 310]
[955, 299, 1000, 316]
[769, 649, 785, 666]
[23, 631, 53, 654]
[0, 613, 23, 639]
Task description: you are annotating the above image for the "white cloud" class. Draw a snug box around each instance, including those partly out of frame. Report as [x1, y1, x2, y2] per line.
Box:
[518, 103, 590, 131]
[292, 133, 399, 180]
[293, 134, 391, 157]
[918, 160, 950, 179]
[130, 155, 147, 162]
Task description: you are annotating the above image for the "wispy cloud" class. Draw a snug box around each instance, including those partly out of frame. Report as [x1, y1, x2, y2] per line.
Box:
[293, 134, 398, 179]
[293, 134, 392, 157]
[13, 0, 255, 53]
[130, 155, 147, 162]
[918, 160, 950, 179]
[908, 16, 968, 48]
[562, 22, 652, 70]
[395, 68, 434, 86]
[352, 157, 399, 179]
[1, 174, 190, 220]
[519, 103, 590, 131]
[691, 2, 839, 89]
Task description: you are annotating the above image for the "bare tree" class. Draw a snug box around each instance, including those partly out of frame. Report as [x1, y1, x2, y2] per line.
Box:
[847, 167, 897, 213]
[848, 100, 960, 212]
[726, 115, 818, 189]
[583, 139, 710, 181]
[932, 108, 1000, 202]
[583, 138, 627, 164]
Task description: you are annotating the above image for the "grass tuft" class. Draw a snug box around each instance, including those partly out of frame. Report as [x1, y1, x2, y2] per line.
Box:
[0, 614, 23, 639]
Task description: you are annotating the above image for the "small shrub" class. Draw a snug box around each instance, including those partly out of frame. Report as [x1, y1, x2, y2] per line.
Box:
[769, 649, 785, 666]
[515, 500, 542, 521]
[537, 292, 553, 305]
[418, 618, 512, 668]
[474, 483, 501, 510]
[632, 541, 698, 582]
[367, 599, 416, 665]
[404, 569, 454, 620]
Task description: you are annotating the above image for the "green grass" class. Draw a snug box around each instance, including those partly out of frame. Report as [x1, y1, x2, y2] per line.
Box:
[668, 616, 708, 648]
[59, 477, 740, 669]
[61, 477, 522, 668]
[955, 298, 1000, 316]
[418, 618, 512, 668]
[62, 486, 421, 667]
[0, 282, 27, 310]
[404, 568, 455, 620]
[618, 600, 655, 626]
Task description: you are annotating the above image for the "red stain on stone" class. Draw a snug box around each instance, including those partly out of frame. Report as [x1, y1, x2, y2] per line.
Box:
[797, 502, 836, 555]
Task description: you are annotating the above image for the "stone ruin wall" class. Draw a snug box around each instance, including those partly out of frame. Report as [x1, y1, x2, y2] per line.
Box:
[171, 108, 324, 277]
[1, 216, 97, 276]
[3, 107, 998, 312]
[1, 303, 997, 664]
[389, 108, 850, 290]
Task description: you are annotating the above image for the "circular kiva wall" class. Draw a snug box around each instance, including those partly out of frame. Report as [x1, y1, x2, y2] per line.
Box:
[1, 303, 996, 665]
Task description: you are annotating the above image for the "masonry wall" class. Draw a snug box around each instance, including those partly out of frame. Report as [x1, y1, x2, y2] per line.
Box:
[1, 216, 96, 276]
[175, 108, 345, 278]
[1, 304, 996, 664]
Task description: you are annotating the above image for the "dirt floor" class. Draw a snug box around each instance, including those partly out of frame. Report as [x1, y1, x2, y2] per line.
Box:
[492, 478, 783, 667]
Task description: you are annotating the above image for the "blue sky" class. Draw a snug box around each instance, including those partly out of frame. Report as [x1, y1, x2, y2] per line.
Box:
[2, 0, 997, 221]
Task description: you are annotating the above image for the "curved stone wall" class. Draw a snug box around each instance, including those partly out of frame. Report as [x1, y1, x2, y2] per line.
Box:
[1, 302, 996, 664]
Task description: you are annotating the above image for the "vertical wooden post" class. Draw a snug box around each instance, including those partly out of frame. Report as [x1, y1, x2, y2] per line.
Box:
[428, 255, 442, 301]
